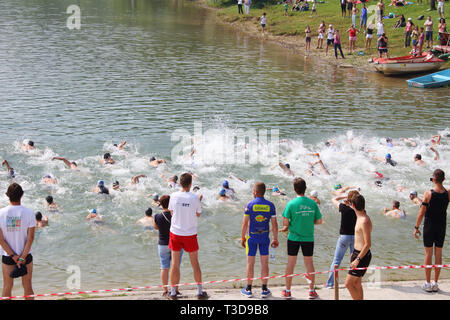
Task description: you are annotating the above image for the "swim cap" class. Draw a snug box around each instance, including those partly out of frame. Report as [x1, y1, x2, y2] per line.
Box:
[222, 180, 229, 188]
[375, 172, 384, 179]
[150, 157, 156, 161]
[193, 186, 200, 192]
[90, 209, 97, 214]
[333, 184, 342, 190]
[285, 163, 290, 169]
[113, 181, 119, 186]
[410, 190, 418, 196]
[310, 190, 319, 198]
[385, 153, 391, 159]
[8, 169, 15, 178]
[45, 196, 53, 204]
[152, 193, 159, 201]
[170, 175, 178, 182]
[28, 141, 34, 146]
[272, 187, 279, 192]
[219, 189, 226, 196]
[22, 139, 29, 145]
[145, 208, 153, 217]
[103, 153, 111, 160]
[375, 180, 383, 187]
[97, 180, 105, 186]
[43, 174, 52, 179]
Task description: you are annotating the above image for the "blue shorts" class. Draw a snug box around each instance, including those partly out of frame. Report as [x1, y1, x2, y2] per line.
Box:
[245, 236, 270, 256]
[158, 245, 183, 269]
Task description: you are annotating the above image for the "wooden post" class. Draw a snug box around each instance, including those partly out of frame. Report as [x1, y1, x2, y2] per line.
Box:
[334, 264, 339, 300]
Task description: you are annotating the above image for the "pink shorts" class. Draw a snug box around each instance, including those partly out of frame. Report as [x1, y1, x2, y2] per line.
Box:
[169, 232, 199, 252]
[349, 36, 356, 41]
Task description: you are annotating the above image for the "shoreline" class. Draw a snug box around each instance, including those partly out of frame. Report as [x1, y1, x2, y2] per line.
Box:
[194, 0, 449, 74]
[38, 279, 450, 300]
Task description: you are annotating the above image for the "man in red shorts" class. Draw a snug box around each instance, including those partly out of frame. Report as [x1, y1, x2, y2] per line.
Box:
[168, 173, 208, 300]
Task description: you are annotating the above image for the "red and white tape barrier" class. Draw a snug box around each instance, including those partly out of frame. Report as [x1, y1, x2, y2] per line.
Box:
[0, 264, 448, 300]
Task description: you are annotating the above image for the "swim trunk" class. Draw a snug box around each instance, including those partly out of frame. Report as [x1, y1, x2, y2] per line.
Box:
[287, 240, 314, 257]
[348, 250, 372, 277]
[423, 224, 446, 248]
[349, 36, 356, 41]
[327, 39, 334, 46]
[246, 236, 270, 256]
[2, 254, 33, 266]
[425, 31, 433, 41]
[169, 232, 199, 252]
[306, 36, 311, 42]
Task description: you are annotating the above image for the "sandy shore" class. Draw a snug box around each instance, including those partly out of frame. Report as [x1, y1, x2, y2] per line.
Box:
[39, 279, 450, 300]
[195, 0, 374, 73]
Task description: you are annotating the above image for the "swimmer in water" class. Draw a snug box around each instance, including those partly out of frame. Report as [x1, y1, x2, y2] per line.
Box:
[308, 159, 331, 176]
[45, 196, 61, 213]
[409, 190, 422, 205]
[2, 160, 15, 179]
[400, 138, 417, 147]
[131, 174, 147, 185]
[381, 200, 406, 219]
[101, 153, 115, 165]
[113, 141, 127, 150]
[429, 146, 440, 161]
[51, 156, 78, 170]
[160, 174, 180, 189]
[222, 180, 236, 198]
[21, 139, 35, 151]
[229, 174, 248, 184]
[192, 186, 203, 201]
[112, 181, 120, 191]
[136, 208, 155, 230]
[86, 209, 104, 224]
[278, 162, 295, 177]
[42, 174, 57, 185]
[431, 134, 441, 146]
[92, 180, 110, 195]
[309, 190, 320, 205]
[385, 137, 395, 148]
[219, 189, 230, 201]
[149, 157, 166, 167]
[272, 186, 287, 196]
[414, 154, 426, 166]
[373, 153, 397, 166]
[333, 184, 359, 196]
[149, 193, 161, 206]
[35, 211, 48, 228]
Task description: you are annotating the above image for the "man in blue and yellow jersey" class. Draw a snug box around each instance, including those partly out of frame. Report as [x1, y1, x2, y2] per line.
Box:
[240, 182, 278, 298]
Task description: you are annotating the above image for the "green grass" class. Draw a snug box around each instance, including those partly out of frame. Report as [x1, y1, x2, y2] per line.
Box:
[206, 0, 448, 61]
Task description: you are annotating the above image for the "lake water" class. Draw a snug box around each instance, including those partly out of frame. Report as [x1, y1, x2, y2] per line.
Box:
[0, 0, 448, 296]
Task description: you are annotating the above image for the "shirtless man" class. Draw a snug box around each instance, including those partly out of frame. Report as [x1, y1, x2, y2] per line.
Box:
[278, 162, 294, 177]
[150, 157, 166, 167]
[21, 139, 35, 152]
[309, 159, 330, 176]
[92, 180, 110, 195]
[272, 186, 287, 196]
[35, 212, 48, 228]
[219, 189, 230, 201]
[42, 174, 57, 185]
[410, 191, 422, 205]
[414, 154, 426, 166]
[382, 200, 406, 219]
[51, 157, 78, 170]
[131, 174, 147, 185]
[345, 194, 372, 300]
[137, 208, 155, 230]
[86, 209, 104, 224]
[101, 153, 115, 165]
[160, 174, 180, 189]
[333, 184, 359, 196]
[45, 196, 61, 213]
[2, 160, 15, 178]
[113, 141, 127, 150]
[373, 153, 397, 166]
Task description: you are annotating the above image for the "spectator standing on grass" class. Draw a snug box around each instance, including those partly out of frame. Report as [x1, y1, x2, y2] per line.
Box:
[238, 0, 244, 14]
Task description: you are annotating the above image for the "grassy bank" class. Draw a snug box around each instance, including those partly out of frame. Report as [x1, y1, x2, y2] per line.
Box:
[202, 0, 449, 70]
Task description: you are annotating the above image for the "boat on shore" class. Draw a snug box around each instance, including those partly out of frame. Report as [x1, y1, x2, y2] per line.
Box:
[369, 53, 444, 75]
[433, 32, 450, 54]
[406, 69, 450, 88]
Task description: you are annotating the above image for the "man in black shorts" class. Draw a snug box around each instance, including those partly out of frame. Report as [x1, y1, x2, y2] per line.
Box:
[345, 194, 372, 300]
[0, 183, 36, 300]
[414, 169, 449, 293]
[340, 0, 347, 17]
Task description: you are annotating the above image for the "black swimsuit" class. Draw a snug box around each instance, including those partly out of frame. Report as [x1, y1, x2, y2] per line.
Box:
[423, 189, 448, 248]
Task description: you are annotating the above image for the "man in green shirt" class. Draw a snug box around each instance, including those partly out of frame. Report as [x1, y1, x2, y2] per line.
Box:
[279, 177, 322, 299]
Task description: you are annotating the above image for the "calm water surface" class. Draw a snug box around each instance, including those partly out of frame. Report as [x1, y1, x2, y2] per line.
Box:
[0, 0, 448, 295]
